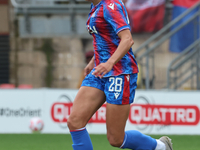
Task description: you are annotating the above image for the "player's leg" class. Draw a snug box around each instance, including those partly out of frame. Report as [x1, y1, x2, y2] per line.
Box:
[67, 86, 105, 130]
[106, 103, 158, 150]
[105, 74, 171, 150]
[67, 86, 106, 150]
[67, 71, 106, 150]
[106, 103, 130, 147]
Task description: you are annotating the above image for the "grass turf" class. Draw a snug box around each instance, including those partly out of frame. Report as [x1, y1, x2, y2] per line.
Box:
[0, 134, 200, 150]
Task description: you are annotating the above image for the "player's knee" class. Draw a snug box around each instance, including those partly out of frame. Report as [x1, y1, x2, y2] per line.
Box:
[67, 115, 85, 130]
[67, 116, 74, 130]
[67, 116, 80, 130]
[107, 134, 124, 147]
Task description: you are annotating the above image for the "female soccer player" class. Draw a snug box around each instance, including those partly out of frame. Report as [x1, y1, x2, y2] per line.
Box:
[67, 0, 173, 150]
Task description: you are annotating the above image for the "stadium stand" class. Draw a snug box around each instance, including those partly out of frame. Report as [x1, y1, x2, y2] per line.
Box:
[10, 0, 200, 90]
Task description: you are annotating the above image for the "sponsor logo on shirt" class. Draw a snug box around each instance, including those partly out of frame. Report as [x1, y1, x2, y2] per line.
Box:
[87, 25, 98, 34]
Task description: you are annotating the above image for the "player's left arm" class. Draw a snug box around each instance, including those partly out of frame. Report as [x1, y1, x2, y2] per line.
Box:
[93, 29, 134, 78]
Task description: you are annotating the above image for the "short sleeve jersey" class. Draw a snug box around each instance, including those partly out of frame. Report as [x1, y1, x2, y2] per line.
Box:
[86, 0, 138, 77]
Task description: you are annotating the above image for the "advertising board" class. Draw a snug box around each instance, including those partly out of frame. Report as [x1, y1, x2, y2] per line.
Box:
[0, 90, 44, 133]
[0, 89, 200, 134]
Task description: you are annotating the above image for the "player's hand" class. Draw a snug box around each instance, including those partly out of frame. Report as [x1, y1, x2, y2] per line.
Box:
[92, 61, 114, 78]
[84, 62, 94, 77]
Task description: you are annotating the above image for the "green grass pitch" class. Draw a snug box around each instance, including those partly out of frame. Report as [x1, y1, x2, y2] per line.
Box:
[0, 134, 200, 150]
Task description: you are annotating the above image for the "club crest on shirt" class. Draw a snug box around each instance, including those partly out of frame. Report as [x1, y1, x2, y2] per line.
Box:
[108, 3, 114, 10]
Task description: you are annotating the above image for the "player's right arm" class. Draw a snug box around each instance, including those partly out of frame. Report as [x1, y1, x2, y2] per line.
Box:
[84, 56, 95, 77]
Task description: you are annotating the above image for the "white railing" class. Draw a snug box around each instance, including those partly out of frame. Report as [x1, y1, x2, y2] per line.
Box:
[11, 0, 90, 12]
[11, 0, 90, 37]
[11, 0, 87, 8]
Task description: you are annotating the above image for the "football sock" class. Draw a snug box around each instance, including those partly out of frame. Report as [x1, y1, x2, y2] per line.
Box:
[155, 139, 166, 150]
[120, 130, 157, 150]
[70, 127, 93, 150]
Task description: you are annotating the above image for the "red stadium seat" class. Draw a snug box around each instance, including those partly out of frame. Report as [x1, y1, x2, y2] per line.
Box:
[0, 84, 15, 89]
[18, 84, 33, 89]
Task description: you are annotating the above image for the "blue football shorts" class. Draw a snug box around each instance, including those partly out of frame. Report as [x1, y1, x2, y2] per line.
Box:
[81, 69, 138, 105]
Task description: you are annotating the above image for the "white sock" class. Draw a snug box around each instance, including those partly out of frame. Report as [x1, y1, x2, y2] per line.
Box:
[155, 139, 166, 150]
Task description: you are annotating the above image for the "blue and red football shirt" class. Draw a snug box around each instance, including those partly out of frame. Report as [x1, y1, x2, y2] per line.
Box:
[86, 0, 138, 77]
